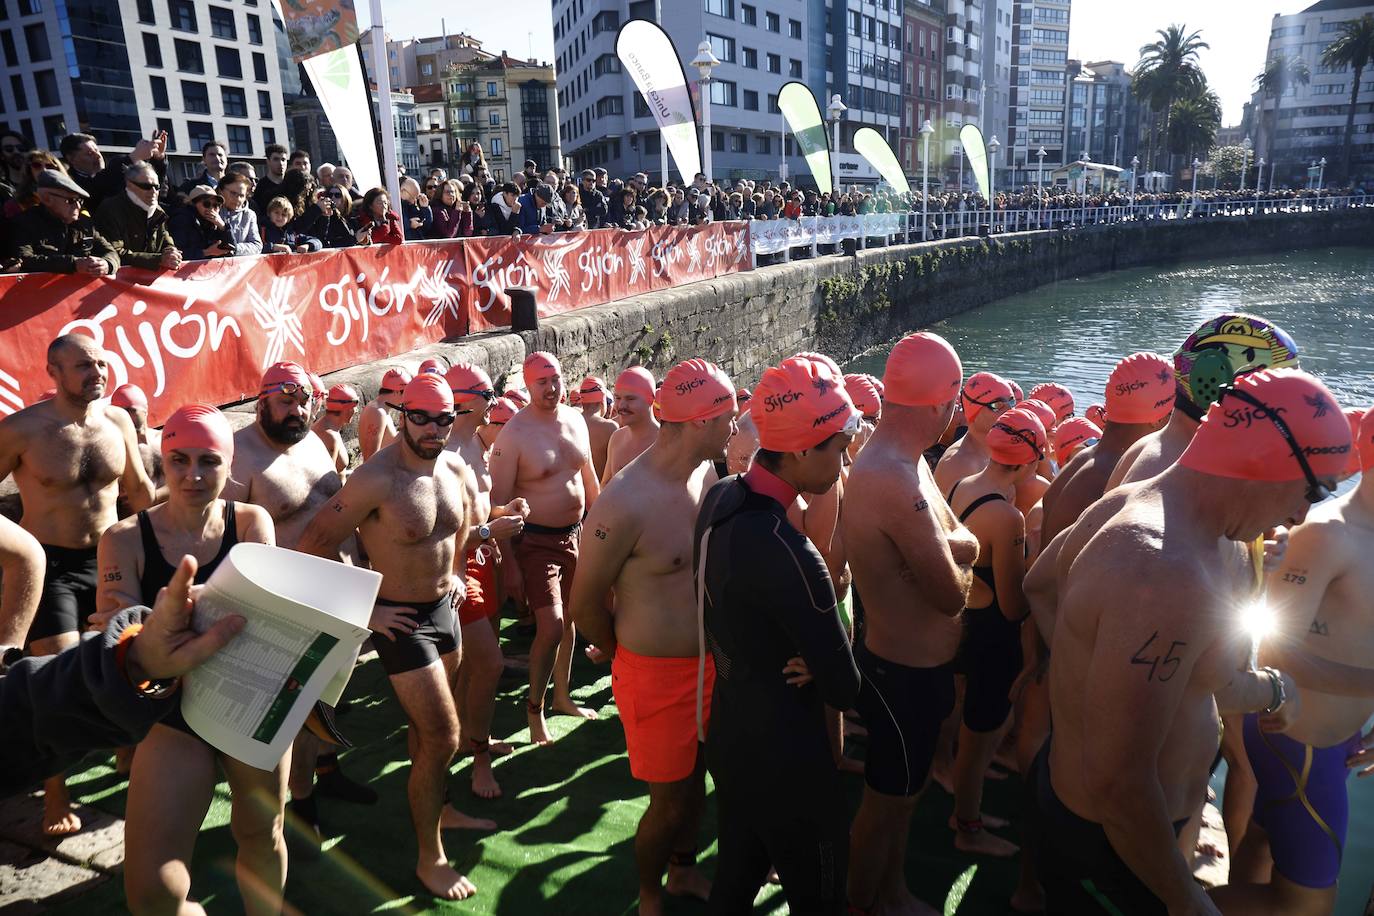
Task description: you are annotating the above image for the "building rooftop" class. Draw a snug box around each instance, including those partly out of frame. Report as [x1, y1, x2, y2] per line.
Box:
[410, 84, 445, 103]
[1301, 0, 1374, 13]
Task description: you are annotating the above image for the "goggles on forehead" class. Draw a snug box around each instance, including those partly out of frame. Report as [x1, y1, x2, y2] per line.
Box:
[260, 382, 312, 401]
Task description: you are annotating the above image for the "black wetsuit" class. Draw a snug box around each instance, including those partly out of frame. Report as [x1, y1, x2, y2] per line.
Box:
[695, 470, 861, 915]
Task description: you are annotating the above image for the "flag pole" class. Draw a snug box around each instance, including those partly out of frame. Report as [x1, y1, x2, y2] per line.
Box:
[367, 2, 402, 211]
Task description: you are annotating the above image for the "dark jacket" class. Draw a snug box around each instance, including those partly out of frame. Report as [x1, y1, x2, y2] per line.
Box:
[400, 199, 432, 241]
[579, 186, 608, 229]
[517, 192, 551, 234]
[6, 206, 121, 275]
[167, 205, 235, 260]
[488, 199, 522, 236]
[294, 207, 357, 249]
[252, 175, 288, 216]
[93, 194, 175, 270]
[70, 157, 165, 211]
[262, 221, 322, 253]
[470, 204, 498, 237]
[178, 170, 221, 196]
[428, 201, 471, 239]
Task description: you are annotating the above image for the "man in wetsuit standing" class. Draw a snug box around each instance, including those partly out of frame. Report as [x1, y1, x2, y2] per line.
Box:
[696, 354, 861, 914]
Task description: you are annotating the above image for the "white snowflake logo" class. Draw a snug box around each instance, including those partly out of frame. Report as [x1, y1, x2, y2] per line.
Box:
[687, 239, 702, 273]
[417, 260, 463, 327]
[0, 368, 23, 417]
[542, 247, 573, 302]
[732, 232, 747, 264]
[626, 238, 647, 285]
[247, 276, 305, 368]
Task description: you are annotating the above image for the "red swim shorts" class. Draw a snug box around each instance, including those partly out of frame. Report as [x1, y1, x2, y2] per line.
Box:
[611, 646, 715, 784]
[458, 547, 498, 627]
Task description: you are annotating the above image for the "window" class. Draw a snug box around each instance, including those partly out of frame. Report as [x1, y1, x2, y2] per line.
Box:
[767, 92, 779, 113]
[490, 137, 503, 155]
[766, 53, 780, 74]
[743, 88, 758, 110]
[23, 23, 49, 61]
[157, 117, 175, 151]
[486, 81, 497, 96]
[175, 39, 203, 73]
[209, 6, 236, 39]
[712, 130, 724, 151]
[1031, 48, 1066, 65]
[182, 80, 210, 113]
[17, 0, 40, 13]
[142, 32, 162, 67]
[8, 75, 25, 109]
[1320, 20, 1350, 34]
[741, 3, 755, 25]
[788, 58, 801, 78]
[216, 46, 241, 78]
[595, 96, 622, 116]
[168, 0, 196, 31]
[704, 0, 733, 17]
[591, 10, 618, 34]
[150, 75, 169, 108]
[262, 126, 275, 146]
[1032, 28, 1067, 45]
[246, 14, 261, 44]
[136, 0, 155, 23]
[707, 33, 735, 63]
[0, 32, 15, 68]
[489, 109, 500, 124]
[252, 52, 267, 82]
[709, 79, 737, 106]
[421, 62, 433, 76]
[33, 69, 58, 107]
[186, 119, 214, 152]
[788, 18, 801, 39]
[765, 11, 779, 32]
[226, 124, 251, 155]
[222, 86, 247, 117]
[1312, 83, 1345, 95]
[755, 135, 770, 154]
[1029, 88, 1064, 105]
[742, 47, 757, 69]
[730, 133, 746, 152]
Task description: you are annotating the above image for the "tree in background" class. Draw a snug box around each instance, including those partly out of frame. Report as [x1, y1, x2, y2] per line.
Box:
[1169, 84, 1222, 165]
[1253, 53, 1310, 164]
[1321, 13, 1374, 185]
[1204, 145, 1247, 189]
[1134, 25, 1209, 175]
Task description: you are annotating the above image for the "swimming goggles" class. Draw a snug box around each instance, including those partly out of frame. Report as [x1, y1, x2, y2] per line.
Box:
[961, 384, 1016, 414]
[1219, 386, 1332, 504]
[403, 410, 457, 427]
[990, 421, 1045, 461]
[259, 382, 312, 402]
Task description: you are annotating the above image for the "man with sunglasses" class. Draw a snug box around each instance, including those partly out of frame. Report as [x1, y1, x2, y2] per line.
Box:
[94, 161, 182, 271]
[299, 373, 490, 901]
[934, 370, 1019, 498]
[0, 131, 29, 204]
[168, 185, 235, 260]
[6, 169, 120, 276]
[578, 169, 607, 229]
[1024, 368, 1350, 916]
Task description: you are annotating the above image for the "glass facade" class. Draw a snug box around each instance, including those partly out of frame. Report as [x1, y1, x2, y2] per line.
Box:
[60, 0, 141, 148]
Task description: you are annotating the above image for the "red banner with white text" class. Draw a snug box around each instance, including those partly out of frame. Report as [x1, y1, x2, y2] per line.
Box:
[0, 222, 750, 426]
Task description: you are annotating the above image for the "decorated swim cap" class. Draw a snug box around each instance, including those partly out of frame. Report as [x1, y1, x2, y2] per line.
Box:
[961, 372, 1017, 424]
[1106, 352, 1174, 425]
[504, 388, 530, 408]
[1178, 369, 1351, 483]
[161, 404, 234, 458]
[259, 361, 311, 399]
[987, 407, 1047, 466]
[883, 332, 963, 408]
[1019, 398, 1057, 435]
[380, 367, 412, 394]
[110, 383, 148, 410]
[657, 359, 736, 423]
[445, 362, 495, 405]
[843, 374, 882, 420]
[615, 366, 656, 402]
[1085, 403, 1107, 427]
[1055, 417, 1102, 464]
[326, 383, 360, 410]
[418, 357, 444, 375]
[1173, 313, 1299, 420]
[1028, 383, 1074, 424]
[401, 373, 455, 414]
[488, 397, 518, 425]
[753, 356, 860, 452]
[794, 351, 843, 378]
[522, 351, 562, 388]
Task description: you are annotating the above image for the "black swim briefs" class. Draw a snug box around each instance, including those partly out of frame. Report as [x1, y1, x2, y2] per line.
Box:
[371, 594, 459, 675]
[853, 642, 955, 797]
[27, 544, 99, 644]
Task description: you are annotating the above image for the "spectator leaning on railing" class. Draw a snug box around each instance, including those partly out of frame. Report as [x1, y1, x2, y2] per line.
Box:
[263, 196, 322, 254]
[488, 183, 522, 236]
[295, 184, 356, 248]
[399, 177, 432, 241]
[168, 185, 235, 260]
[518, 183, 556, 235]
[352, 187, 404, 245]
[428, 180, 471, 240]
[578, 169, 607, 229]
[5, 169, 119, 276]
[93, 161, 182, 271]
[217, 173, 262, 257]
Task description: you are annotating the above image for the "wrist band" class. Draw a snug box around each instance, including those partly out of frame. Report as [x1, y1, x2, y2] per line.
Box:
[1260, 666, 1286, 715]
[115, 623, 180, 700]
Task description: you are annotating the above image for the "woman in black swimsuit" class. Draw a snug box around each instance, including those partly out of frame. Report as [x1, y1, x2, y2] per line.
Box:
[92, 406, 281, 916]
[945, 406, 1048, 859]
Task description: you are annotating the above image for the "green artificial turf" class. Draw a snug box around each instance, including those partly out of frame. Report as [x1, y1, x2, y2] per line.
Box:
[49, 622, 1022, 914]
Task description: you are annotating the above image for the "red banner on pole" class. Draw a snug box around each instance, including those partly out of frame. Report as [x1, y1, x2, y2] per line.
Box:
[0, 223, 750, 426]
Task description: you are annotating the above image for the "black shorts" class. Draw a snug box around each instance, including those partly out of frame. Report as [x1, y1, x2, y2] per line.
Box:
[959, 604, 1024, 733]
[27, 544, 99, 644]
[853, 643, 955, 797]
[371, 594, 459, 676]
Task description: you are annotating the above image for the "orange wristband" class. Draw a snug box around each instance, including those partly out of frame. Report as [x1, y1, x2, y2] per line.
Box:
[115, 622, 145, 687]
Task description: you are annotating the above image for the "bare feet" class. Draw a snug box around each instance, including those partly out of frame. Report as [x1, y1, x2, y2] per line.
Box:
[42, 784, 81, 836]
[584, 645, 610, 664]
[527, 706, 556, 745]
[766, 868, 780, 885]
[439, 803, 496, 831]
[114, 746, 135, 777]
[952, 822, 1019, 858]
[665, 864, 712, 902]
[416, 860, 477, 900]
[1010, 886, 1046, 915]
[1194, 839, 1225, 859]
[455, 737, 514, 759]
[471, 754, 502, 800]
[549, 697, 598, 720]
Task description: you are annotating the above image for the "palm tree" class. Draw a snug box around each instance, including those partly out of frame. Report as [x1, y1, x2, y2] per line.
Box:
[1134, 25, 1210, 174]
[1253, 53, 1310, 162]
[1169, 92, 1221, 164]
[1321, 13, 1374, 184]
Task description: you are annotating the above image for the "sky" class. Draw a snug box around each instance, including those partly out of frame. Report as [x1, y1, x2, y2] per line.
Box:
[366, 0, 1317, 126]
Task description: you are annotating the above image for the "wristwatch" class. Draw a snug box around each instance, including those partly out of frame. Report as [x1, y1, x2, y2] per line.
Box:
[0, 645, 21, 674]
[477, 523, 492, 541]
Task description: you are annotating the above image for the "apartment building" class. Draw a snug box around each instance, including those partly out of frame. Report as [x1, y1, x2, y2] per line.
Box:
[901, 0, 945, 178]
[445, 55, 560, 179]
[1007, 0, 1072, 181]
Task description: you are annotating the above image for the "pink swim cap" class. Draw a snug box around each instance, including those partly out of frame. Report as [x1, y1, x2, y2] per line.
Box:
[488, 397, 518, 425]
[1028, 383, 1074, 424]
[380, 367, 412, 394]
[259, 361, 311, 399]
[445, 363, 495, 405]
[401, 373, 455, 414]
[418, 357, 444, 375]
[1008, 379, 1024, 403]
[794, 351, 843, 377]
[753, 356, 859, 452]
[1344, 407, 1367, 477]
[326, 383, 360, 409]
[1106, 352, 1174, 425]
[1054, 417, 1102, 464]
[1020, 399, 1057, 435]
[843, 374, 882, 420]
[961, 372, 1017, 424]
[161, 404, 234, 458]
[307, 372, 327, 400]
[1179, 369, 1352, 483]
[523, 351, 562, 388]
[883, 332, 963, 408]
[504, 388, 530, 408]
[987, 407, 1047, 466]
[110, 383, 148, 410]
[615, 366, 656, 402]
[1085, 403, 1107, 427]
[658, 359, 736, 423]
[580, 376, 607, 399]
[1359, 407, 1374, 475]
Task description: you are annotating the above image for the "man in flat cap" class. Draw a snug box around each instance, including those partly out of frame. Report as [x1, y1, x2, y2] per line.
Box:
[5, 170, 120, 276]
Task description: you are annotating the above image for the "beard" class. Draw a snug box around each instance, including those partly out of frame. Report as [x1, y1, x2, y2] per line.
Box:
[260, 410, 309, 445]
[403, 425, 445, 460]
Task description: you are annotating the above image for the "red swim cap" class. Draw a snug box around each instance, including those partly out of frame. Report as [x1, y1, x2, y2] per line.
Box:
[987, 407, 1048, 466]
[259, 361, 311, 399]
[307, 372, 327, 400]
[657, 359, 736, 423]
[1055, 417, 1102, 463]
[1020, 399, 1057, 434]
[753, 356, 860, 452]
[567, 388, 583, 406]
[961, 372, 1017, 424]
[615, 366, 656, 402]
[866, 374, 886, 399]
[1359, 407, 1374, 475]
[161, 404, 234, 458]
[380, 367, 413, 394]
[1179, 369, 1352, 483]
[504, 388, 530, 408]
[326, 383, 360, 409]
[795, 351, 843, 377]
[1085, 403, 1107, 427]
[1106, 352, 1174, 425]
[843, 373, 882, 420]
[1028, 383, 1074, 424]
[401, 373, 455, 414]
[488, 397, 518, 425]
[580, 376, 607, 398]
[1344, 407, 1367, 477]
[1009, 379, 1024, 402]
[445, 363, 495, 405]
[523, 351, 562, 388]
[883, 332, 963, 408]
[110, 383, 148, 410]
[418, 357, 444, 375]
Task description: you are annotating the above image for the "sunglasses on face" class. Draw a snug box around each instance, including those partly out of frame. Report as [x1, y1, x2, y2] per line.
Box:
[47, 194, 82, 206]
[1220, 386, 1334, 504]
[130, 180, 159, 191]
[405, 410, 456, 427]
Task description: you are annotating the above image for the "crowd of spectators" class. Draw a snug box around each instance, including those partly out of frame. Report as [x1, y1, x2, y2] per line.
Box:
[0, 128, 1363, 277]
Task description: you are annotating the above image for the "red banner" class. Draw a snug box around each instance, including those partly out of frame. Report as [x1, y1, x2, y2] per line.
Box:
[0, 223, 750, 426]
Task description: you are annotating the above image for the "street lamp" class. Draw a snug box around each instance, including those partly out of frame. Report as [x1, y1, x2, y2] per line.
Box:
[1130, 154, 1140, 211]
[1191, 157, 1201, 214]
[1081, 151, 1090, 226]
[987, 134, 1000, 233]
[1240, 136, 1252, 192]
[690, 41, 721, 184]
[827, 93, 846, 199]
[1318, 156, 1327, 192]
[1037, 146, 1047, 226]
[920, 119, 934, 241]
[1257, 157, 1265, 200]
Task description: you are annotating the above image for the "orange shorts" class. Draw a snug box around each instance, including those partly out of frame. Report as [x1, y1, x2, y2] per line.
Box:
[458, 547, 498, 627]
[611, 646, 714, 784]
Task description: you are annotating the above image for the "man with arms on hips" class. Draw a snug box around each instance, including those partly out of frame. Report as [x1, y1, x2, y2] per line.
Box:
[313, 382, 361, 475]
[444, 362, 529, 800]
[489, 351, 601, 744]
[843, 332, 980, 916]
[572, 358, 736, 915]
[602, 366, 660, 484]
[933, 370, 1018, 498]
[573, 376, 618, 480]
[359, 367, 411, 462]
[0, 333, 155, 834]
[697, 354, 861, 913]
[1024, 368, 1347, 916]
[298, 373, 488, 900]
